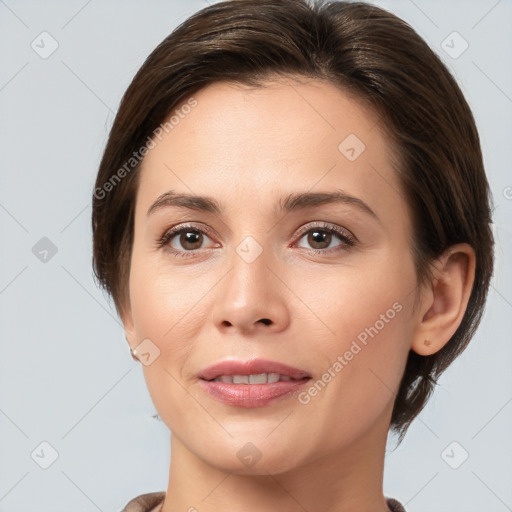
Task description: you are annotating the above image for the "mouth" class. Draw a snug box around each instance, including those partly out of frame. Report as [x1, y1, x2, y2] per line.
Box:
[197, 358, 311, 407]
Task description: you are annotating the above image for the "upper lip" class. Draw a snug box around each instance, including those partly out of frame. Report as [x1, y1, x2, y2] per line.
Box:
[198, 358, 311, 381]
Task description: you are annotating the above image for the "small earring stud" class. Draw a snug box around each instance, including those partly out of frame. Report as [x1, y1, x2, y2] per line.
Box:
[130, 347, 139, 361]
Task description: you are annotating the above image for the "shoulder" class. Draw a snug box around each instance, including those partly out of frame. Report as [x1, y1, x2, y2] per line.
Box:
[118, 491, 404, 512]
[119, 491, 166, 512]
[386, 497, 407, 512]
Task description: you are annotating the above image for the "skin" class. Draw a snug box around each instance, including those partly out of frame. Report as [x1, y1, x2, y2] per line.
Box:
[121, 77, 475, 512]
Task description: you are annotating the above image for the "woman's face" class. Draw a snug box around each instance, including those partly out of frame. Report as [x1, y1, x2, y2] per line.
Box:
[123, 78, 422, 473]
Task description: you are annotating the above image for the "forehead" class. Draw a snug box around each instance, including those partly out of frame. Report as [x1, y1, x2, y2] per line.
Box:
[136, 77, 405, 223]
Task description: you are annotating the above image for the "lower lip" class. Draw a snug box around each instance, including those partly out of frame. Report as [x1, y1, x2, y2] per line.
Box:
[198, 378, 311, 407]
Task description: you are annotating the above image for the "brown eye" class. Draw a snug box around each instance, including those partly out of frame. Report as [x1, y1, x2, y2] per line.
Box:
[176, 230, 204, 251]
[295, 223, 355, 253]
[158, 224, 217, 258]
[306, 229, 333, 250]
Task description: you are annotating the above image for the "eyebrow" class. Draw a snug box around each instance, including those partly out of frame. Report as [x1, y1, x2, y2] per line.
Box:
[146, 189, 378, 220]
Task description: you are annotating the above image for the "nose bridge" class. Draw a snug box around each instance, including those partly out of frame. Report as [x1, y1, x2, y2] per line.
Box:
[212, 233, 290, 334]
[232, 234, 271, 296]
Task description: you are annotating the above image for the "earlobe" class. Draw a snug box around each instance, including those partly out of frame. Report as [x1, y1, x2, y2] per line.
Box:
[129, 342, 140, 362]
[124, 323, 140, 363]
[411, 243, 476, 356]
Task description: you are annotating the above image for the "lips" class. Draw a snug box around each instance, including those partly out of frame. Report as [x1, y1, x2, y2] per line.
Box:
[198, 358, 311, 381]
[197, 358, 311, 408]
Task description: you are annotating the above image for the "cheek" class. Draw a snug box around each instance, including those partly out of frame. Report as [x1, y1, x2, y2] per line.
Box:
[129, 255, 210, 338]
[290, 253, 415, 416]
[127, 256, 219, 398]
[128, 261, 205, 427]
[289, 248, 415, 345]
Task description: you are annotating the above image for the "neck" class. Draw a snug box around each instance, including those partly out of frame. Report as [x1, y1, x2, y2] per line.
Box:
[161, 403, 393, 512]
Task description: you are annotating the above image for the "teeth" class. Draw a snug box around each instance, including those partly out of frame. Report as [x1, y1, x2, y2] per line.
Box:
[211, 373, 295, 384]
[249, 373, 268, 384]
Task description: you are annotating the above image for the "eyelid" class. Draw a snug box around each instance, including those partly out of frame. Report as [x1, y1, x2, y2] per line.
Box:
[157, 222, 218, 250]
[293, 221, 356, 245]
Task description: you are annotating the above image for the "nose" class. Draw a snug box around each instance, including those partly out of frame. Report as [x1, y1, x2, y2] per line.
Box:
[211, 246, 290, 336]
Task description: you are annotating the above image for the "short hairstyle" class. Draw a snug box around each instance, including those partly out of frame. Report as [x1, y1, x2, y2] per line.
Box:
[91, 0, 494, 442]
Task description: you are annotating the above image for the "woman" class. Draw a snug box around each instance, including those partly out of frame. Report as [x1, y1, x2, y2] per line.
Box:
[91, 1, 494, 511]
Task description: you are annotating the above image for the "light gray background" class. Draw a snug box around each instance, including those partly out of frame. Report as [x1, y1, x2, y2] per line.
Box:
[0, 1, 511, 511]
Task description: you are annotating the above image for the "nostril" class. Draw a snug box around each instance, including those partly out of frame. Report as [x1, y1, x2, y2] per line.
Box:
[259, 318, 271, 325]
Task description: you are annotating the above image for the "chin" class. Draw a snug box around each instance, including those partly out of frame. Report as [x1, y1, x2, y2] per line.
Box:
[196, 437, 306, 476]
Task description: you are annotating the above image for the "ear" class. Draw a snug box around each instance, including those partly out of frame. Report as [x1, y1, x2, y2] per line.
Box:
[121, 307, 136, 345]
[119, 295, 138, 358]
[411, 243, 476, 356]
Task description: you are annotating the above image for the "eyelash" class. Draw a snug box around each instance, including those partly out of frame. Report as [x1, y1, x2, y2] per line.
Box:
[157, 223, 217, 259]
[157, 222, 356, 259]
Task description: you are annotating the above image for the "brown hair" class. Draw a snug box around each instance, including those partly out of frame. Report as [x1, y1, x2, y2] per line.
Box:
[91, 0, 494, 442]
